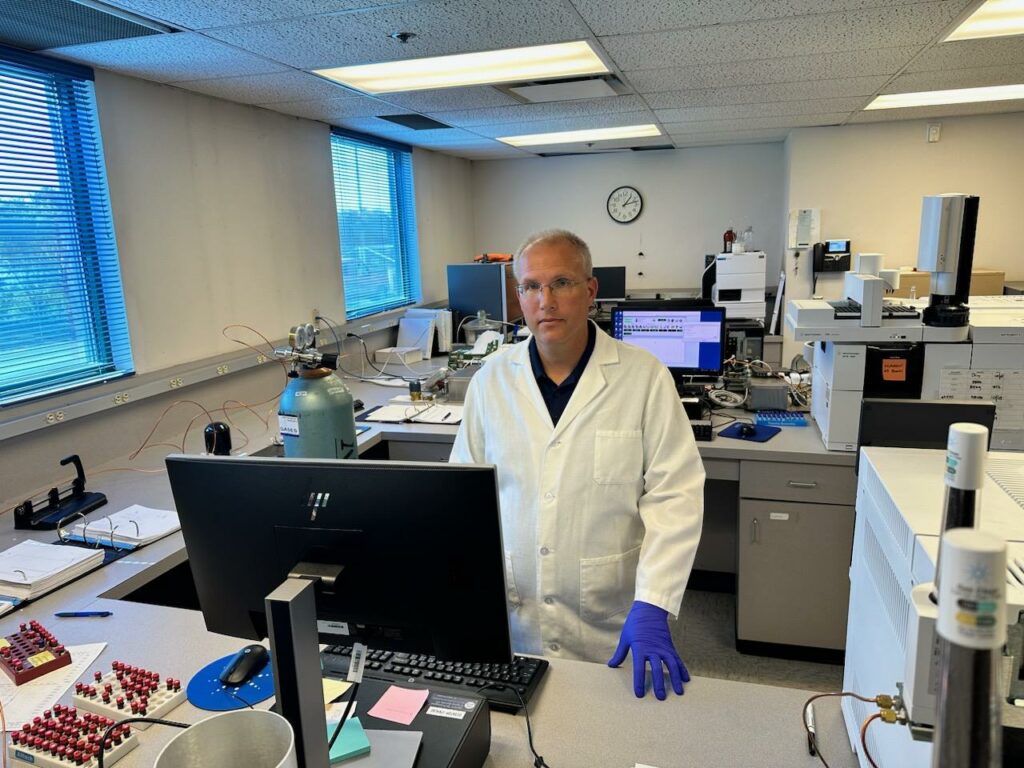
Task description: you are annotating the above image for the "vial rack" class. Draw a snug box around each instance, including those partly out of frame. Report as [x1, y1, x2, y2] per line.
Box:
[8, 704, 137, 767]
[73, 661, 184, 730]
[0, 621, 72, 685]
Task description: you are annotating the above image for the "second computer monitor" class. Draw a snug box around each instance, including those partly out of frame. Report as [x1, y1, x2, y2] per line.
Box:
[593, 266, 627, 301]
[612, 302, 726, 381]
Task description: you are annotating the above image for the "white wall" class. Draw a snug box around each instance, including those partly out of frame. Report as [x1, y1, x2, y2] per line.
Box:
[785, 112, 1024, 304]
[470, 145, 786, 290]
[95, 72, 474, 374]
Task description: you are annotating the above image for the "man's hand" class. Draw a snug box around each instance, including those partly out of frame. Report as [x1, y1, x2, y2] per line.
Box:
[607, 600, 690, 700]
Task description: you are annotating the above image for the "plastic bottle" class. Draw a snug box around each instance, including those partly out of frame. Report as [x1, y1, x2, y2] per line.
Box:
[743, 226, 754, 250]
[723, 228, 735, 254]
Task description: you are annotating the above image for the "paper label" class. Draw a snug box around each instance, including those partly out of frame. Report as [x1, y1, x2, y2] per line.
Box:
[425, 693, 477, 720]
[426, 706, 466, 720]
[278, 415, 300, 436]
[769, 512, 789, 521]
[347, 642, 367, 684]
[28, 650, 55, 667]
[317, 620, 350, 636]
[882, 359, 907, 381]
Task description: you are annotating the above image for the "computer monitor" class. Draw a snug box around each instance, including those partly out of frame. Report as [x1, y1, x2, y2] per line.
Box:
[593, 266, 627, 301]
[611, 302, 727, 383]
[165, 454, 512, 663]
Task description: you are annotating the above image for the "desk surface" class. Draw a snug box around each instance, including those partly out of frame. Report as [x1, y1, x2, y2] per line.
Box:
[0, 358, 857, 767]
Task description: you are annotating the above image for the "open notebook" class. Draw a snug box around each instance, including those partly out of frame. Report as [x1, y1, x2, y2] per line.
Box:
[362, 403, 463, 425]
[0, 540, 105, 606]
[65, 504, 180, 550]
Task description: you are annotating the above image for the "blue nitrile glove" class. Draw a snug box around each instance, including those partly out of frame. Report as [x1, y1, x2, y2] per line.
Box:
[607, 600, 689, 700]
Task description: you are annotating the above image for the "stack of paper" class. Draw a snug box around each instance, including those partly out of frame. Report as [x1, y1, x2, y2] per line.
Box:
[66, 505, 180, 549]
[0, 540, 104, 601]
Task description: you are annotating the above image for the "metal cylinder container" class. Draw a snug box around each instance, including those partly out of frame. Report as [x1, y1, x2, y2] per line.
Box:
[154, 709, 297, 768]
[278, 368, 358, 459]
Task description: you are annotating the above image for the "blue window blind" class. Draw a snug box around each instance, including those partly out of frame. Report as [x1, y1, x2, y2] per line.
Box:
[330, 130, 420, 320]
[0, 46, 132, 407]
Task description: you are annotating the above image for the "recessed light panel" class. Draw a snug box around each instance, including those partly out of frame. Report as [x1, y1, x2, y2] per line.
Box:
[313, 41, 608, 94]
[865, 84, 1024, 109]
[946, 0, 1024, 42]
[497, 124, 661, 147]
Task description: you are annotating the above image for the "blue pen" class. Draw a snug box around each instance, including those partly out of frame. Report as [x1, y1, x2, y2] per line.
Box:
[54, 611, 112, 618]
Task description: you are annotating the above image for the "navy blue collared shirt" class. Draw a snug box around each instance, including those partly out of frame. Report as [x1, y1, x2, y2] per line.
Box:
[528, 322, 597, 427]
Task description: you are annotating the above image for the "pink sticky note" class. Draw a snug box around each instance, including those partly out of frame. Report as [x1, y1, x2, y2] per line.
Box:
[367, 685, 430, 726]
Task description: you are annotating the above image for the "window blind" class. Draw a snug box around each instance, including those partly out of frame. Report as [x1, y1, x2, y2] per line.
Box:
[0, 45, 132, 407]
[330, 130, 421, 320]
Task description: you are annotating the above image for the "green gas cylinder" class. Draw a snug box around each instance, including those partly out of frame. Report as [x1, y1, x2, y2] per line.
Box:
[277, 368, 358, 459]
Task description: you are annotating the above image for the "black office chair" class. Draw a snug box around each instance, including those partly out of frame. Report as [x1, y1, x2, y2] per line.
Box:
[855, 398, 996, 474]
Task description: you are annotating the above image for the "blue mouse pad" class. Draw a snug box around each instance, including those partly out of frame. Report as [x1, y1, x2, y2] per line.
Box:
[719, 423, 781, 443]
[187, 651, 275, 711]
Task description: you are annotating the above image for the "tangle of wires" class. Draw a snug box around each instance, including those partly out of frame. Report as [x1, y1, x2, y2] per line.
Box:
[801, 691, 897, 768]
[316, 315, 445, 388]
[479, 683, 550, 768]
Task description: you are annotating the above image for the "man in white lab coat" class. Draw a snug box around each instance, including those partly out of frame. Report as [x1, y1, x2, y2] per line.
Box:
[450, 229, 705, 699]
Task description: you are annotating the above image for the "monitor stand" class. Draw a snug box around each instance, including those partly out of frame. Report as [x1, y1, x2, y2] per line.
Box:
[265, 572, 334, 768]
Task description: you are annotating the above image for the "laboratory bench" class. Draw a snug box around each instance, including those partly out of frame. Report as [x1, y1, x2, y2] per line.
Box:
[0, 463, 858, 768]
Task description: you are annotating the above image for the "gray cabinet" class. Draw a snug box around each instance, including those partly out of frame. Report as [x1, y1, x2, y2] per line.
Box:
[386, 440, 453, 462]
[736, 461, 855, 650]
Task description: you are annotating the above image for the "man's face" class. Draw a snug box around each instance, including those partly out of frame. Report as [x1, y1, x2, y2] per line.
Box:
[517, 241, 598, 351]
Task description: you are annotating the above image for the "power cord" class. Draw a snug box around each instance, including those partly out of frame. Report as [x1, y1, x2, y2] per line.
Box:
[97, 717, 190, 768]
[479, 683, 550, 768]
[801, 691, 903, 768]
[327, 682, 361, 750]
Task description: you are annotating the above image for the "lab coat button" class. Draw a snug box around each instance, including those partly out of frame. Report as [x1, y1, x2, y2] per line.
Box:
[548, 643, 559, 652]
[543, 492, 554, 500]
[543, 596, 554, 605]
[540, 547, 550, 556]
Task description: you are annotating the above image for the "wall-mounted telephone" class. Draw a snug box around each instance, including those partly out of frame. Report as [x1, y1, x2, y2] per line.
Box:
[812, 240, 852, 274]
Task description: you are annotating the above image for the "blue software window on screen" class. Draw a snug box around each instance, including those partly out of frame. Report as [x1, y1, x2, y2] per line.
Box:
[612, 307, 724, 378]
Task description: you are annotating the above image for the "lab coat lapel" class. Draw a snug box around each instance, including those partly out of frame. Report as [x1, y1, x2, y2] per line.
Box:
[550, 326, 615, 441]
[510, 341, 555, 430]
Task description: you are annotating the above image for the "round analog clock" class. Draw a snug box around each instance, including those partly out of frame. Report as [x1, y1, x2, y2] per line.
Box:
[607, 186, 643, 223]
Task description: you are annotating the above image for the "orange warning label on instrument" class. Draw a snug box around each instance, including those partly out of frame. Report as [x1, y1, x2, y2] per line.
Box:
[882, 359, 907, 381]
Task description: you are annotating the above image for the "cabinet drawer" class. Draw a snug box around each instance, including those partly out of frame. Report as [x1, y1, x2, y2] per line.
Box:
[740, 460, 855, 505]
[386, 441, 452, 462]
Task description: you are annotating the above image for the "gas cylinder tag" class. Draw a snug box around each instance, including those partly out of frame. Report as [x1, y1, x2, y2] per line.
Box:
[347, 642, 367, 683]
[278, 415, 300, 436]
[327, 386, 347, 395]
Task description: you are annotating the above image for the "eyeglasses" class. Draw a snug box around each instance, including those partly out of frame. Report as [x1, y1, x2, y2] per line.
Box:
[515, 277, 585, 298]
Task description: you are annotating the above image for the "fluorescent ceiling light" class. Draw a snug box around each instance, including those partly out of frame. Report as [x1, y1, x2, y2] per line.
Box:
[865, 83, 1024, 109]
[497, 124, 661, 147]
[946, 0, 1024, 41]
[313, 41, 608, 94]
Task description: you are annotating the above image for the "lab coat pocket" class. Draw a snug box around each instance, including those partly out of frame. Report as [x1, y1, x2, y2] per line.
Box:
[593, 430, 643, 485]
[579, 545, 641, 622]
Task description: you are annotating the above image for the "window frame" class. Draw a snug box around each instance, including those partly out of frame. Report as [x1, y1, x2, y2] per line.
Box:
[329, 128, 421, 321]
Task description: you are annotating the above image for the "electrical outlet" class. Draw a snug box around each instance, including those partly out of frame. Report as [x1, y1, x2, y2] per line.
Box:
[216, 365, 230, 376]
[927, 123, 941, 143]
[44, 411, 65, 424]
[113, 392, 130, 405]
[312, 307, 320, 323]
[168, 377, 183, 389]
[256, 354, 267, 364]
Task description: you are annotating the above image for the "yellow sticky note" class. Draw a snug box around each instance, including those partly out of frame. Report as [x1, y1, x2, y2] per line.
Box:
[323, 678, 352, 707]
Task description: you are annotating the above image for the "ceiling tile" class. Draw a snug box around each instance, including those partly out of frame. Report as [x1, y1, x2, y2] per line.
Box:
[469, 111, 662, 139]
[206, 0, 591, 70]
[663, 113, 853, 134]
[172, 70, 354, 103]
[102, 0, 409, 30]
[656, 97, 867, 123]
[904, 37, 1024, 73]
[429, 95, 652, 128]
[262, 93, 396, 120]
[882, 63, 1024, 95]
[332, 116, 465, 141]
[378, 86, 520, 112]
[646, 77, 888, 109]
[570, 0, 968, 37]
[45, 32, 287, 82]
[848, 100, 1024, 123]
[599, 3, 968, 71]
[624, 47, 920, 93]
[672, 131, 790, 148]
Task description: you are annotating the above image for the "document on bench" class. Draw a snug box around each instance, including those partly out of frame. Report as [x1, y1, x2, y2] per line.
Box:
[363, 403, 462, 425]
[66, 505, 180, 549]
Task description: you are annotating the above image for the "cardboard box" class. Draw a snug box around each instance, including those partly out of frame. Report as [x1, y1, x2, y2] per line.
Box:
[889, 268, 1004, 298]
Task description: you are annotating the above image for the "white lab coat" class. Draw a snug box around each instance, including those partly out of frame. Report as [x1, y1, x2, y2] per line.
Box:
[450, 325, 705, 662]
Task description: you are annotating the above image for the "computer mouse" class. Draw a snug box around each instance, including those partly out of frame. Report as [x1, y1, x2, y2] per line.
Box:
[353, 398, 365, 412]
[219, 644, 269, 686]
[738, 423, 757, 438]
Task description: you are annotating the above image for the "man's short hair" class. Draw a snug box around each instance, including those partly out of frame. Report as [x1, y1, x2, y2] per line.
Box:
[514, 229, 593, 279]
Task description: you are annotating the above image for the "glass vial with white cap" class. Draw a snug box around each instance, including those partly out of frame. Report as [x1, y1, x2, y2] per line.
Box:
[933, 422, 989, 597]
[932, 527, 1005, 768]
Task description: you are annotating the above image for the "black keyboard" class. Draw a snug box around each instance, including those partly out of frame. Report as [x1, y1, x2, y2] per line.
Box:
[690, 419, 714, 441]
[320, 645, 549, 714]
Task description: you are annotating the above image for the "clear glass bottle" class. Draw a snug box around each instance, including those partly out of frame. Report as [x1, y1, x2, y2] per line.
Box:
[743, 226, 754, 250]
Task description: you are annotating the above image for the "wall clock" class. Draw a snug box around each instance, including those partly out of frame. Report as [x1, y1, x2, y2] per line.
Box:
[607, 186, 643, 223]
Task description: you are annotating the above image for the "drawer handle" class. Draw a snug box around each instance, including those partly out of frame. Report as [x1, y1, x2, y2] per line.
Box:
[751, 517, 760, 544]
[787, 481, 818, 489]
